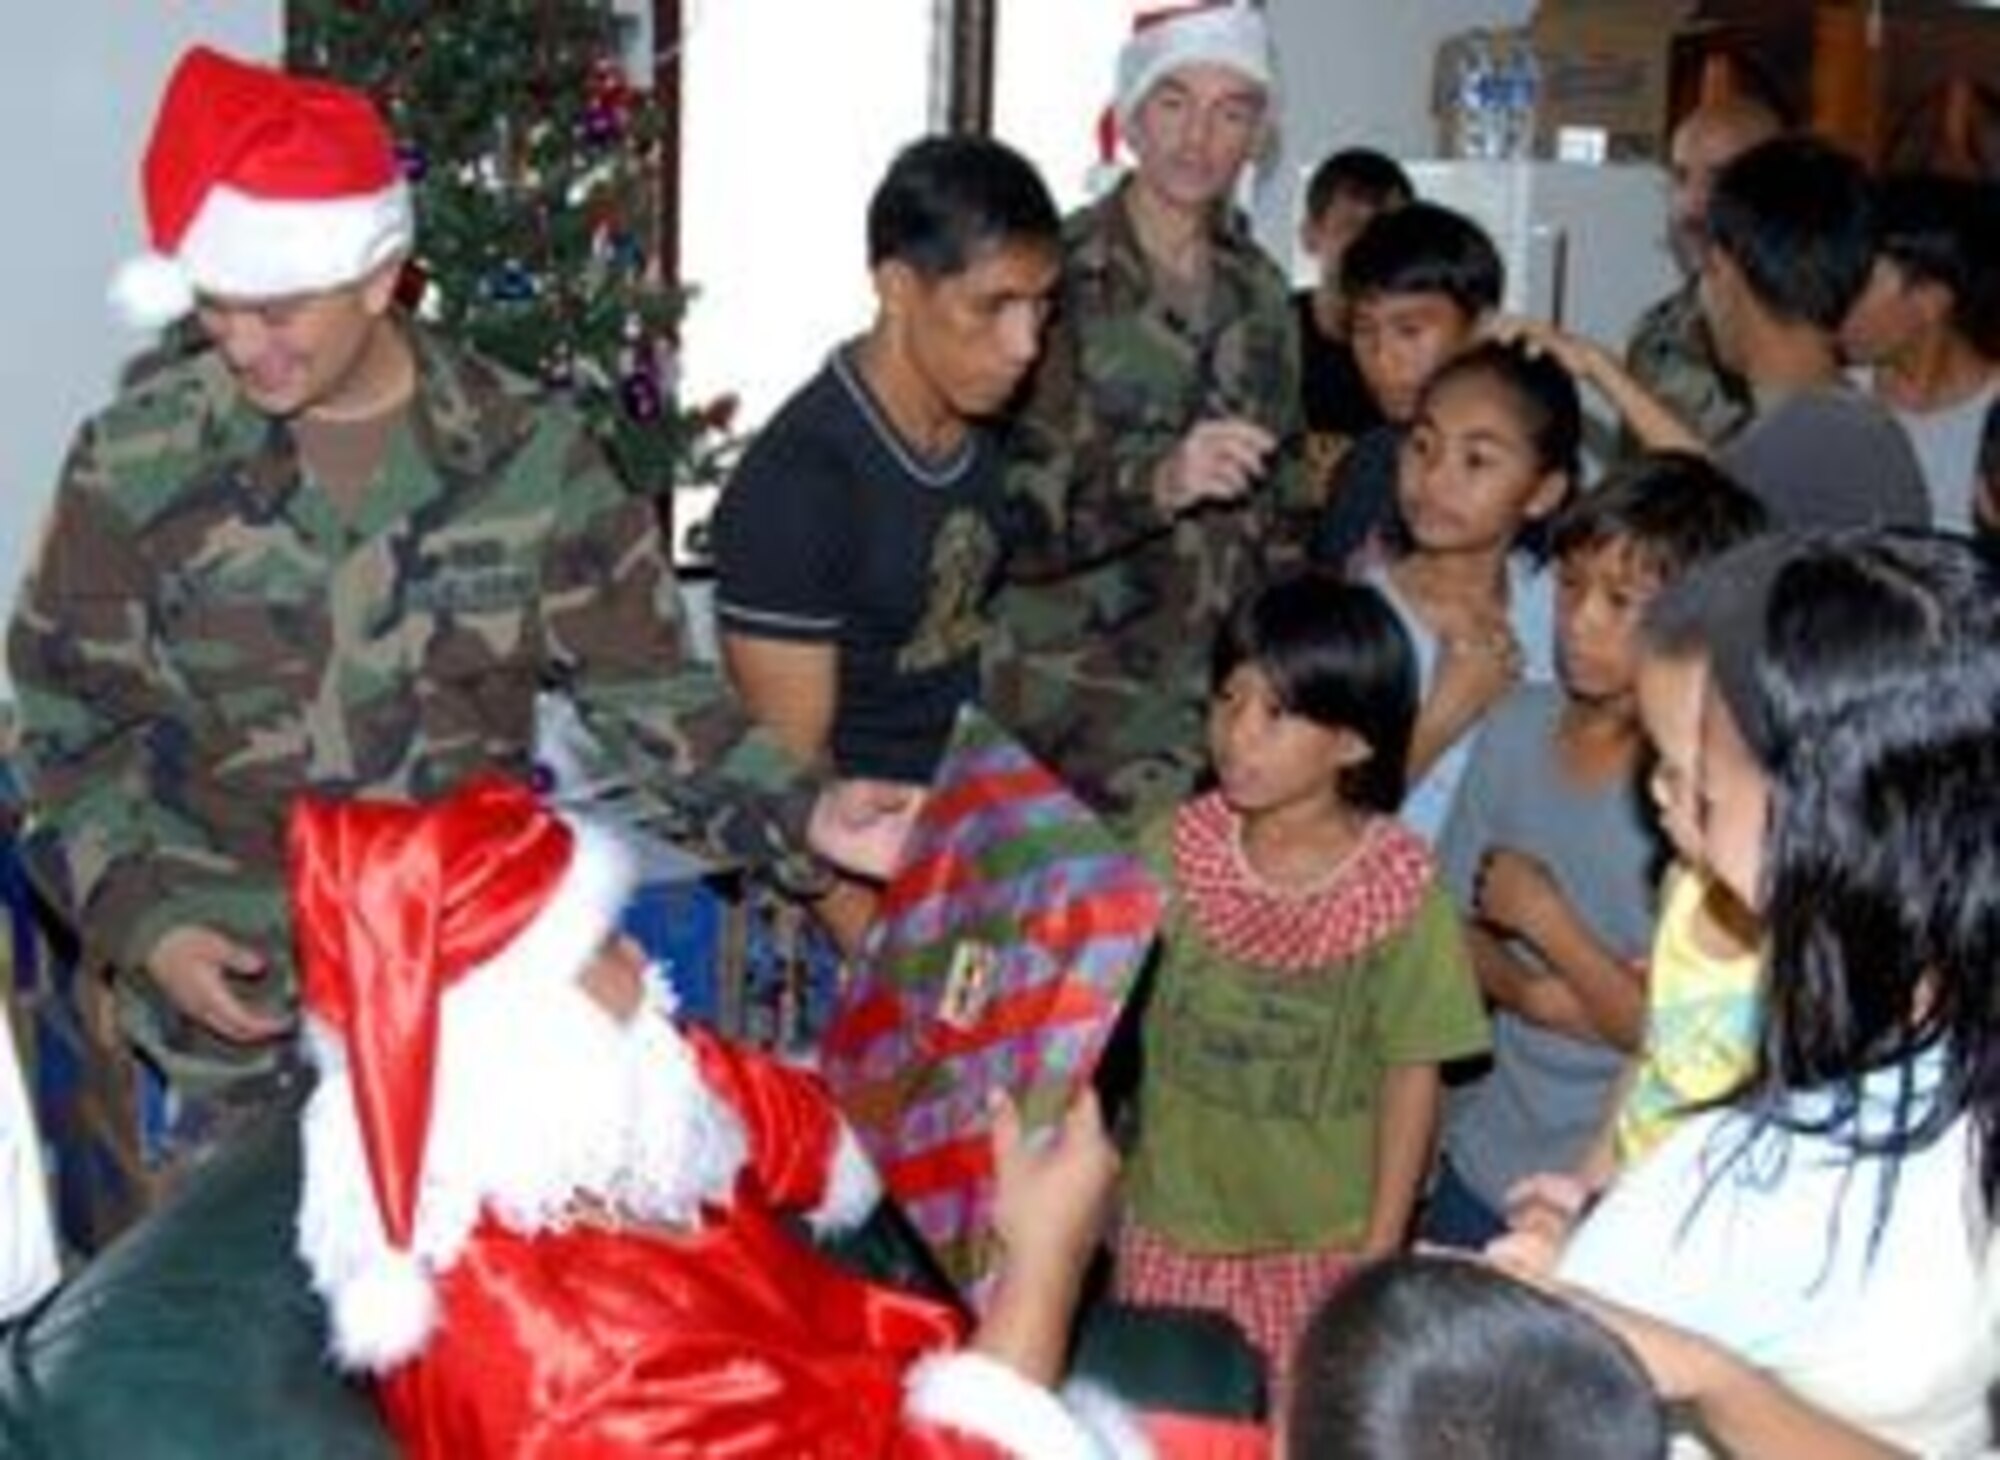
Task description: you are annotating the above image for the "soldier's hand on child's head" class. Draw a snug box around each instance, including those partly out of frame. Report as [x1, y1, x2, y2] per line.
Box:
[808, 779, 926, 881]
[145, 925, 293, 1044]
[1474, 847, 1563, 938]
[1486, 314, 1608, 386]
[1154, 417, 1275, 513]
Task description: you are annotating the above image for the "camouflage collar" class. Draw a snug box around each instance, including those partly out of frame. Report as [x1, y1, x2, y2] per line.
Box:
[1068, 179, 1268, 319]
[201, 320, 538, 512]
[401, 322, 539, 484]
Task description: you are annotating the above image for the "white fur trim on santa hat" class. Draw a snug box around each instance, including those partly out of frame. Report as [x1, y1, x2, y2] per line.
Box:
[467, 815, 635, 1003]
[804, 1121, 881, 1238]
[906, 1350, 1153, 1459]
[110, 178, 412, 329]
[1113, 4, 1275, 129]
[325, 1244, 437, 1375]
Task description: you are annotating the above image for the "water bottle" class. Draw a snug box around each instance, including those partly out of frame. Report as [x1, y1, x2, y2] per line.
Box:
[1499, 38, 1542, 160]
[1448, 31, 1502, 161]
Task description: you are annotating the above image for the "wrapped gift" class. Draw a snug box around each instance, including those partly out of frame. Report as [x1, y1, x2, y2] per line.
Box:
[821, 708, 1163, 1298]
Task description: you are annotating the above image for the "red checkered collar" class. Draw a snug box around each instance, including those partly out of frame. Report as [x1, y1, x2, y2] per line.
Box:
[1170, 792, 1435, 971]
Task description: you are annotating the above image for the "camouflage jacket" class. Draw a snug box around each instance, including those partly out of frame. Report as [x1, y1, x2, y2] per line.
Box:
[1624, 280, 1754, 449]
[7, 322, 815, 1090]
[991, 183, 1305, 811]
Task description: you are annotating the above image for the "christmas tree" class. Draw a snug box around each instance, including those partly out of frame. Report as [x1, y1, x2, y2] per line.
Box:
[286, 0, 734, 496]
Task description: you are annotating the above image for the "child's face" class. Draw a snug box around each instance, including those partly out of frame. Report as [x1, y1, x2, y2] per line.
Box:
[1398, 372, 1564, 555]
[1554, 540, 1661, 708]
[1350, 291, 1479, 422]
[1695, 689, 1770, 912]
[1208, 663, 1361, 819]
[1303, 192, 1383, 288]
[1635, 649, 1708, 866]
[1839, 256, 1931, 366]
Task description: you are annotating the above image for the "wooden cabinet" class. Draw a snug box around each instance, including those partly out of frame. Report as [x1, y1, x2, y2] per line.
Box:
[1667, 1, 2000, 175]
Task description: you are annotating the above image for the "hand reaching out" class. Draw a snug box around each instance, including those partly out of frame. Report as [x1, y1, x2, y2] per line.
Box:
[1153, 416, 1276, 514]
[807, 778, 925, 881]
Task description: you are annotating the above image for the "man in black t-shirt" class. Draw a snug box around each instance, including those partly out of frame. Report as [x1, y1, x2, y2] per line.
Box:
[712, 136, 1062, 943]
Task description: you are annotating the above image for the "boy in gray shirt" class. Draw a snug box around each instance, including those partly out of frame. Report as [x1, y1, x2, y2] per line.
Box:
[1420, 454, 1768, 1248]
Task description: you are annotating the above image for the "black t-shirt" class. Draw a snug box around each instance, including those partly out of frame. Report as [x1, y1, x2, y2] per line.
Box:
[712, 348, 1003, 782]
[1294, 289, 1383, 441]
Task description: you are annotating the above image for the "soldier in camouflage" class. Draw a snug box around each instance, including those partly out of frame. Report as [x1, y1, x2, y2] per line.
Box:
[7, 48, 899, 1178]
[991, 2, 1306, 829]
[1622, 95, 1784, 449]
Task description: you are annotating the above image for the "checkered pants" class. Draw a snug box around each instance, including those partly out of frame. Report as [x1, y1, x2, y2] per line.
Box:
[1112, 1220, 1360, 1403]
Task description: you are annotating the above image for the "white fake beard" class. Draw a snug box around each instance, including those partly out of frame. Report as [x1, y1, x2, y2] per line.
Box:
[300, 964, 748, 1305]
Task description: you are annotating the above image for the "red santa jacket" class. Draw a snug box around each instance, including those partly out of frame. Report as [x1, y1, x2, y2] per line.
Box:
[369, 1028, 1131, 1459]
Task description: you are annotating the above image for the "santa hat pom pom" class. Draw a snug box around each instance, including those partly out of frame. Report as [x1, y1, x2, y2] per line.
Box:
[108, 252, 195, 330]
[329, 1248, 437, 1373]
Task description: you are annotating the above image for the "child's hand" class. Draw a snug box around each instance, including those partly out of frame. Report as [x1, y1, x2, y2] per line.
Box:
[1429, 619, 1523, 736]
[1474, 847, 1566, 943]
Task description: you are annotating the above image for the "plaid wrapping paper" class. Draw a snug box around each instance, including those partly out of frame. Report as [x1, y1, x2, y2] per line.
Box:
[821, 708, 1163, 1298]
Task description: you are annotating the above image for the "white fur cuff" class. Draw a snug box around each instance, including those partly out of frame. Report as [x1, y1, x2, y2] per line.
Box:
[805, 1122, 881, 1237]
[906, 1350, 1150, 1459]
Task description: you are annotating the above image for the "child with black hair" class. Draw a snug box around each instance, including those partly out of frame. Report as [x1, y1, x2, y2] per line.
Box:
[1423, 456, 1761, 1250]
[1284, 1254, 1668, 1460]
[1367, 339, 1578, 841]
[1295, 148, 1416, 482]
[1841, 170, 2000, 532]
[1112, 574, 1488, 1397]
[1309, 202, 1505, 567]
[1493, 458, 1770, 1264]
[1559, 530, 2000, 1457]
[1507, 135, 1930, 532]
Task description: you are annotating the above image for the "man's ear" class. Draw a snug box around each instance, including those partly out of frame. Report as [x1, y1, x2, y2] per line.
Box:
[873, 258, 918, 321]
[361, 254, 407, 316]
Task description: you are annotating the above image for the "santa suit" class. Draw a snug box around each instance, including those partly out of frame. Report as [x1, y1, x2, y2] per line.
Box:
[330, 1023, 1125, 1460]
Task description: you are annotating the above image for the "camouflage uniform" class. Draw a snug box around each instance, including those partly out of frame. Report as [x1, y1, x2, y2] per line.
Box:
[1624, 280, 1754, 449]
[8, 321, 817, 1105]
[992, 181, 1307, 828]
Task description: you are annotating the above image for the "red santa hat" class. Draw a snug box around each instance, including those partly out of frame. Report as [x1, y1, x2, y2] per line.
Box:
[1090, 2, 1276, 195]
[109, 46, 413, 328]
[291, 776, 640, 1366]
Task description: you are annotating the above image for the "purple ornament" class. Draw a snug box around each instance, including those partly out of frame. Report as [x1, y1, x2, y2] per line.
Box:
[395, 141, 428, 182]
[581, 104, 621, 146]
[620, 370, 662, 423]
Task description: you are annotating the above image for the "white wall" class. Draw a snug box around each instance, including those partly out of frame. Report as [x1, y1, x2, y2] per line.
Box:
[0, 5, 283, 694]
[1255, 0, 1533, 262]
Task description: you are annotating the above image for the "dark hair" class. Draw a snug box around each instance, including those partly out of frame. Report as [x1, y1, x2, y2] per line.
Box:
[1287, 1256, 1667, 1460]
[866, 134, 1060, 278]
[1210, 575, 1417, 814]
[1550, 450, 1769, 583]
[1702, 531, 2000, 1239]
[1419, 339, 1583, 491]
[1706, 135, 1875, 331]
[1304, 148, 1415, 222]
[1341, 202, 1504, 318]
[1868, 172, 2000, 358]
